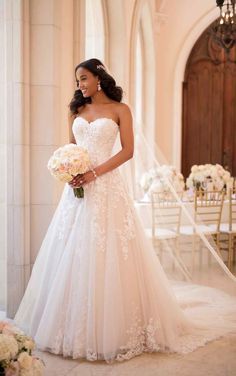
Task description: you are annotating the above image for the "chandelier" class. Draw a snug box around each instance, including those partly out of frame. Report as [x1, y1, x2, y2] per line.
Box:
[212, 0, 236, 52]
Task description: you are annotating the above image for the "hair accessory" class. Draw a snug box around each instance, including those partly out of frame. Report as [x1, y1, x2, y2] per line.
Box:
[97, 64, 105, 70]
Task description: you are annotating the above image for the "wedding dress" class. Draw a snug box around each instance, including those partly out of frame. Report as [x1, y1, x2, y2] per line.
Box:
[14, 116, 236, 363]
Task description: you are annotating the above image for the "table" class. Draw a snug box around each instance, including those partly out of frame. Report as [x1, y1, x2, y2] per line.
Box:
[134, 199, 230, 228]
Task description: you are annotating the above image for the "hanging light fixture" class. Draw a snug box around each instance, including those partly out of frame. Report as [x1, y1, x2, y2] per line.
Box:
[212, 0, 236, 52]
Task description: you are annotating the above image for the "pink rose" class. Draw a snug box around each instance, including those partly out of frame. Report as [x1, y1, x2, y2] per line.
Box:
[5, 361, 20, 376]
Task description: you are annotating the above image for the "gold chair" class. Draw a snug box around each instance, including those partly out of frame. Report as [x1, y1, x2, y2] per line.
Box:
[145, 191, 190, 278]
[179, 189, 225, 269]
[219, 188, 236, 270]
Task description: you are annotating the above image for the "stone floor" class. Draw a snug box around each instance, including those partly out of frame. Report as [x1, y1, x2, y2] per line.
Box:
[35, 333, 236, 376]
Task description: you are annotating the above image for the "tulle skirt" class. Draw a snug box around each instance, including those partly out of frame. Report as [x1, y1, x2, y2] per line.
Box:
[14, 169, 236, 363]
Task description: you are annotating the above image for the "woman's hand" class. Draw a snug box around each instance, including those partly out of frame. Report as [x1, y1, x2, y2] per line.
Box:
[68, 170, 96, 188]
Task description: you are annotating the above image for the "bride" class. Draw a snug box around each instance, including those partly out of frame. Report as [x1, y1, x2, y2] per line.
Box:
[14, 58, 236, 363]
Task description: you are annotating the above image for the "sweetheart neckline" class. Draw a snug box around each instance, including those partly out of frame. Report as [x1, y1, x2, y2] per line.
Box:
[75, 116, 119, 128]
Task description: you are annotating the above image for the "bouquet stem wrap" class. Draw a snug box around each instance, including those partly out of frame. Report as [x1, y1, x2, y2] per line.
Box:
[73, 186, 84, 198]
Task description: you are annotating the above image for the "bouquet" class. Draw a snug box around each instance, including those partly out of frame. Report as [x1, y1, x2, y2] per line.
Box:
[140, 165, 185, 200]
[0, 321, 45, 375]
[186, 164, 232, 192]
[47, 143, 91, 198]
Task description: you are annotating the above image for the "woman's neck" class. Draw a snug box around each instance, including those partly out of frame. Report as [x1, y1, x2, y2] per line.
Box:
[90, 91, 112, 105]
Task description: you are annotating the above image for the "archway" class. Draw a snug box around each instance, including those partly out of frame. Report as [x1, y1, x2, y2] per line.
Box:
[182, 22, 236, 178]
[172, 8, 219, 170]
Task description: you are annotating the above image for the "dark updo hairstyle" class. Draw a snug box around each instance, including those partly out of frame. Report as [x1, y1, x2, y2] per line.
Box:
[69, 58, 123, 115]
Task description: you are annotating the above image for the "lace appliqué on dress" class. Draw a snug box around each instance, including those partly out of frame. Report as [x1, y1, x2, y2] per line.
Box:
[110, 171, 137, 261]
[56, 185, 78, 240]
[115, 305, 161, 361]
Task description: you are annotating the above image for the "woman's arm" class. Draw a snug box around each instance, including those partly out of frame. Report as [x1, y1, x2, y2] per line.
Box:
[70, 104, 134, 187]
[68, 111, 77, 144]
[95, 104, 134, 176]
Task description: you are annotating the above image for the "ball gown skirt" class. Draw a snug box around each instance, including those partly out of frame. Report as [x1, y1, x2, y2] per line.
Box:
[14, 117, 236, 363]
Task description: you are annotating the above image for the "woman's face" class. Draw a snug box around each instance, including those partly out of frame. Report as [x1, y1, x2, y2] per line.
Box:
[76, 67, 100, 97]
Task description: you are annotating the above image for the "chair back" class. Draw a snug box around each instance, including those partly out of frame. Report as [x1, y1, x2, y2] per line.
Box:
[229, 187, 236, 231]
[194, 190, 225, 231]
[151, 191, 182, 236]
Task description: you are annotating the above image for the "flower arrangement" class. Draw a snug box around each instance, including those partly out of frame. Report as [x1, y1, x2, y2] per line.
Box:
[47, 143, 91, 198]
[0, 321, 44, 375]
[140, 165, 185, 199]
[186, 164, 232, 192]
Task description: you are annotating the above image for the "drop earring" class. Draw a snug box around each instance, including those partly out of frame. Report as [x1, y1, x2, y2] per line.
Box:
[97, 82, 101, 91]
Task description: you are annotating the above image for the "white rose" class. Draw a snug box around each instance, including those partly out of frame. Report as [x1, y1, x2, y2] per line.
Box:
[215, 180, 225, 190]
[186, 177, 193, 188]
[23, 339, 35, 351]
[60, 173, 73, 183]
[32, 358, 45, 376]
[2, 324, 24, 337]
[177, 172, 184, 180]
[191, 165, 198, 173]
[210, 171, 218, 179]
[0, 334, 18, 361]
[194, 173, 205, 183]
[18, 352, 33, 370]
[203, 169, 211, 177]
[227, 178, 234, 189]
[5, 360, 20, 376]
[149, 181, 164, 194]
[223, 172, 231, 182]
[149, 168, 158, 178]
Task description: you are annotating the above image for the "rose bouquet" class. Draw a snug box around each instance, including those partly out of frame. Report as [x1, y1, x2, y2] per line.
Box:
[47, 143, 91, 198]
[140, 165, 185, 200]
[0, 321, 45, 375]
[186, 164, 232, 193]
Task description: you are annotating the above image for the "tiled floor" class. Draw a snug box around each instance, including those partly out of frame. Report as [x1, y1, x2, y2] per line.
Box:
[35, 333, 236, 376]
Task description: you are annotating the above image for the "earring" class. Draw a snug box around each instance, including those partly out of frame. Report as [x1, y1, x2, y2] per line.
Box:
[97, 82, 101, 91]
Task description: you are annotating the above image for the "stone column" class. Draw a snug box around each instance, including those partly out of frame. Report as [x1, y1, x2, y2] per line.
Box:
[4, 0, 64, 318]
[3, 0, 31, 318]
[29, 0, 62, 273]
[0, 0, 7, 312]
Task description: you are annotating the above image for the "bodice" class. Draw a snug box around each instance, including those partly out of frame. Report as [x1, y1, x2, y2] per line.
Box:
[72, 117, 119, 165]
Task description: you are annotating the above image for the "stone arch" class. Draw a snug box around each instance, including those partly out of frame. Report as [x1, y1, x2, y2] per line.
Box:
[172, 7, 219, 169]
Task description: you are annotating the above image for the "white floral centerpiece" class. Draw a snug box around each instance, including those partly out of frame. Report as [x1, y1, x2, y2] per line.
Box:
[140, 165, 185, 201]
[186, 164, 233, 193]
[47, 143, 91, 198]
[0, 321, 45, 375]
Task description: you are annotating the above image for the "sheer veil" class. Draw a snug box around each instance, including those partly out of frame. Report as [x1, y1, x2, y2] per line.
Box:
[113, 121, 236, 309]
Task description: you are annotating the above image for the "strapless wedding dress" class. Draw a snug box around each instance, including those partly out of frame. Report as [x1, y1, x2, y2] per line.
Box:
[14, 117, 236, 363]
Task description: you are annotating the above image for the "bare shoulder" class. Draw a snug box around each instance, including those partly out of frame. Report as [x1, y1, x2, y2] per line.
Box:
[114, 102, 132, 124]
[115, 102, 131, 114]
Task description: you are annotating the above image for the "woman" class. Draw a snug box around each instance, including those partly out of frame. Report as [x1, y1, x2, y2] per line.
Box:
[14, 58, 236, 363]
